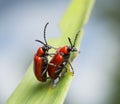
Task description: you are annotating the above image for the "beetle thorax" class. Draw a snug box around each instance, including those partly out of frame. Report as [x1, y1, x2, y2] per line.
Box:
[36, 47, 45, 57]
[57, 46, 70, 55]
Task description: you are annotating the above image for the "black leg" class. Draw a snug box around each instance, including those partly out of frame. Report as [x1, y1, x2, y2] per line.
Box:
[52, 67, 68, 88]
[54, 66, 62, 74]
[48, 63, 57, 67]
[42, 68, 48, 77]
[67, 61, 74, 75]
[52, 76, 60, 88]
[46, 53, 55, 57]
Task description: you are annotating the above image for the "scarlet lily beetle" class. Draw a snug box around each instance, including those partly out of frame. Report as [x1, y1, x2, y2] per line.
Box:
[34, 22, 54, 82]
[48, 31, 80, 86]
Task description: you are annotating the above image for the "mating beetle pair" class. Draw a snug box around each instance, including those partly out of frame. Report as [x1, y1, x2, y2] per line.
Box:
[34, 23, 79, 87]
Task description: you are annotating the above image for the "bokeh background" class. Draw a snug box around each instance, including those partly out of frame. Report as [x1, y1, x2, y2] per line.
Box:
[0, 0, 120, 104]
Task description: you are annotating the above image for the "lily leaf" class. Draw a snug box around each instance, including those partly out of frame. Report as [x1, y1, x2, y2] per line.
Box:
[7, 0, 95, 104]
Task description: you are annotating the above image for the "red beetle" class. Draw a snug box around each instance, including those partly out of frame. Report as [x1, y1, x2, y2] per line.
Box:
[34, 22, 54, 82]
[48, 31, 80, 86]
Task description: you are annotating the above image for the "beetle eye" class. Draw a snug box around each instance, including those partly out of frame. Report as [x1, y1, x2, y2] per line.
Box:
[42, 46, 51, 52]
[67, 46, 71, 52]
[67, 46, 77, 52]
[42, 46, 47, 51]
[72, 47, 77, 52]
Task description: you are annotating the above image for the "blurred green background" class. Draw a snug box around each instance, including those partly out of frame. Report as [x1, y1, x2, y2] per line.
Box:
[0, 0, 120, 104]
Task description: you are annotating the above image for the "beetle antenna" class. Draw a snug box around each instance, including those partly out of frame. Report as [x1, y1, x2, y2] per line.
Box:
[44, 22, 49, 45]
[68, 37, 73, 48]
[36, 22, 57, 50]
[73, 31, 80, 47]
[35, 39, 47, 46]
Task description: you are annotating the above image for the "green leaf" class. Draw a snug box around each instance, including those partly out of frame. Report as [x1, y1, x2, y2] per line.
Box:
[7, 0, 95, 104]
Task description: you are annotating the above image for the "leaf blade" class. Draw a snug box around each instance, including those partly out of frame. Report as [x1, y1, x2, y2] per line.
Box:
[7, 0, 95, 104]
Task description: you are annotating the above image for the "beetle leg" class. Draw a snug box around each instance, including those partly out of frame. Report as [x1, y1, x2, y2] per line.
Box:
[42, 77, 50, 81]
[45, 53, 55, 57]
[52, 76, 60, 88]
[63, 66, 67, 75]
[48, 63, 57, 67]
[52, 66, 69, 88]
[55, 68, 62, 74]
[42, 67, 48, 77]
[52, 68, 68, 88]
[67, 61, 74, 75]
[64, 66, 68, 72]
